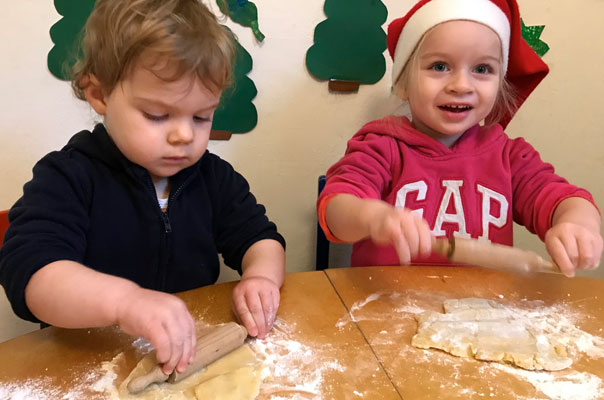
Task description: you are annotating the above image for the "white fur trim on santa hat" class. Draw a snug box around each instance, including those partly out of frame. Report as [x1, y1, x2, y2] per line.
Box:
[391, 0, 511, 83]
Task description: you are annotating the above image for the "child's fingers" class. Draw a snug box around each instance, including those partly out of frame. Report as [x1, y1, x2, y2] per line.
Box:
[150, 328, 172, 367]
[245, 291, 267, 338]
[232, 295, 258, 337]
[546, 236, 575, 277]
[162, 334, 184, 375]
[176, 314, 196, 373]
[271, 287, 280, 312]
[575, 236, 594, 270]
[401, 220, 420, 259]
[578, 234, 603, 270]
[559, 234, 580, 269]
[592, 236, 603, 269]
[392, 233, 411, 265]
[259, 290, 275, 335]
[162, 315, 191, 374]
[415, 217, 432, 257]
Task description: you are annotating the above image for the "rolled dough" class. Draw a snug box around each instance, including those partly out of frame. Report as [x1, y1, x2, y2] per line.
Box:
[411, 298, 572, 371]
[118, 344, 264, 399]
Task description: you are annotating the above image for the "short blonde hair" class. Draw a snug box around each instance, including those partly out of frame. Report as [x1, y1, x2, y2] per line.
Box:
[395, 33, 518, 128]
[71, 0, 235, 99]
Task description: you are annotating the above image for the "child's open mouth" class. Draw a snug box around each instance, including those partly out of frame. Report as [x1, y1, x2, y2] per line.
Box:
[439, 105, 472, 113]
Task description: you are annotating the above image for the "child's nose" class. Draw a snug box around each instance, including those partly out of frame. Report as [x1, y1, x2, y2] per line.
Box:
[168, 122, 194, 144]
[446, 71, 473, 94]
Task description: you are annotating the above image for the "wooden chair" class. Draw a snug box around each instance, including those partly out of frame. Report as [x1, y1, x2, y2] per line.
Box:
[316, 176, 329, 270]
[0, 209, 8, 248]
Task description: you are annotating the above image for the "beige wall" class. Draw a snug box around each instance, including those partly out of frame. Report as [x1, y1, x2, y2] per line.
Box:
[1, 0, 602, 342]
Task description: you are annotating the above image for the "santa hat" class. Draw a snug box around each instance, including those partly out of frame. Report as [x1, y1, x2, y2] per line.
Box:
[387, 0, 549, 127]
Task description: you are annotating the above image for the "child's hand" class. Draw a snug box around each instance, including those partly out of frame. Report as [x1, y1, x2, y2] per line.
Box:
[115, 287, 196, 375]
[545, 222, 603, 277]
[368, 205, 433, 265]
[231, 276, 280, 339]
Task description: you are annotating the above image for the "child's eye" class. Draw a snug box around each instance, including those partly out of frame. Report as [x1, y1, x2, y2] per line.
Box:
[143, 112, 168, 122]
[193, 116, 211, 123]
[474, 65, 492, 74]
[430, 62, 448, 72]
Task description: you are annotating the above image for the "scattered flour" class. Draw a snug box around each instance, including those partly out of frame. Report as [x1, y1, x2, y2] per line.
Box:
[488, 364, 604, 400]
[44, 318, 356, 400]
[250, 318, 349, 399]
[338, 290, 604, 400]
[0, 370, 105, 400]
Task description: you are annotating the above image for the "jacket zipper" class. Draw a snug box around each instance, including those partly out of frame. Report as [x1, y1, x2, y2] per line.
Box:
[160, 212, 172, 233]
[144, 171, 196, 290]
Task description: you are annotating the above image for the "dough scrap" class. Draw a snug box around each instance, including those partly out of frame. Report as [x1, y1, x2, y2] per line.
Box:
[194, 365, 262, 400]
[411, 298, 572, 371]
[118, 344, 264, 399]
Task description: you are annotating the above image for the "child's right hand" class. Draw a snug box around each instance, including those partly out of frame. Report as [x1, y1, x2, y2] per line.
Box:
[367, 204, 433, 265]
[115, 287, 196, 375]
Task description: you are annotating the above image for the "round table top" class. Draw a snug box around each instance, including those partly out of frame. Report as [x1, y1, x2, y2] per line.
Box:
[1, 266, 603, 399]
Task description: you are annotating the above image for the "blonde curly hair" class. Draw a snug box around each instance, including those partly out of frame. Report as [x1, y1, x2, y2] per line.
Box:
[71, 0, 235, 99]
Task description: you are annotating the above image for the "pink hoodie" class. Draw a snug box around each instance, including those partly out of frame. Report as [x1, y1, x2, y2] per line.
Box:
[318, 116, 595, 267]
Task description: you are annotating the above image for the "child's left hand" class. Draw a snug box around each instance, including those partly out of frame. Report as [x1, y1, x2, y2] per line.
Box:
[231, 276, 280, 339]
[545, 222, 603, 277]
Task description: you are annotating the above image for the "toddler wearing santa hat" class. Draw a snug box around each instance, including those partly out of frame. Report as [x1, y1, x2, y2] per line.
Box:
[317, 0, 602, 277]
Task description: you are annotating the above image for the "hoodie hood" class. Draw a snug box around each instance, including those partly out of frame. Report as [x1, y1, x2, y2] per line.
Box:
[63, 124, 137, 172]
[353, 115, 506, 158]
[63, 123, 201, 186]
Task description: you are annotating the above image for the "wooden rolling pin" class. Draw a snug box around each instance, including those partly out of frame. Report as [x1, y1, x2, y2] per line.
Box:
[127, 322, 248, 394]
[433, 237, 561, 275]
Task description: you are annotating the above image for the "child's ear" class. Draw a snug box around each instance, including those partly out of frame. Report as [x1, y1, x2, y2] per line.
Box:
[82, 74, 108, 115]
[392, 81, 409, 101]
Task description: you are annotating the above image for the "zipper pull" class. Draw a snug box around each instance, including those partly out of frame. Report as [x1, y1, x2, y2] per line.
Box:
[161, 212, 172, 233]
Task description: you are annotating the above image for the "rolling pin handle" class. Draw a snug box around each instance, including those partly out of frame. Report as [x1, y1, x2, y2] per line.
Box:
[127, 366, 170, 394]
[433, 237, 455, 259]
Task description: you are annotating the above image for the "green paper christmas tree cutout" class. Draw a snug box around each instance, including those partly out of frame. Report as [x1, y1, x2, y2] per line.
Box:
[48, 0, 96, 80]
[211, 27, 257, 134]
[47, 4, 257, 135]
[217, 0, 264, 42]
[521, 19, 549, 58]
[306, 0, 388, 91]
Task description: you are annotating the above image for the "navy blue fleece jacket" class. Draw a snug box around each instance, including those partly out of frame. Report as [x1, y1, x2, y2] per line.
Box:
[0, 124, 285, 322]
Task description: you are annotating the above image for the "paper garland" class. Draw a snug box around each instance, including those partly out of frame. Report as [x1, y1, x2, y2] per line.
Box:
[217, 0, 264, 42]
[521, 19, 550, 58]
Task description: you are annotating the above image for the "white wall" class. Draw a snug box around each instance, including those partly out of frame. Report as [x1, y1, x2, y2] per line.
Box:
[1, 0, 603, 342]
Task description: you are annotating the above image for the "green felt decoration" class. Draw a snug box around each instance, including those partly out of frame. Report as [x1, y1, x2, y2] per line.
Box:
[212, 28, 257, 133]
[306, 0, 388, 85]
[48, 0, 96, 80]
[217, 0, 264, 42]
[521, 19, 549, 58]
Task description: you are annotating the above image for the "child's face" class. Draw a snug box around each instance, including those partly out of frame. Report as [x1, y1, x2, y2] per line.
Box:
[397, 20, 502, 143]
[89, 59, 221, 183]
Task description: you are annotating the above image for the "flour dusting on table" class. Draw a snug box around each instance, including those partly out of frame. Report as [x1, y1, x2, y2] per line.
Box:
[250, 318, 356, 399]
[34, 317, 365, 400]
[0, 370, 106, 400]
[486, 364, 603, 400]
[338, 289, 604, 400]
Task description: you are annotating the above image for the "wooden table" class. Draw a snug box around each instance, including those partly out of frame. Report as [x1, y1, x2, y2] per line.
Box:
[326, 266, 604, 400]
[0, 267, 603, 399]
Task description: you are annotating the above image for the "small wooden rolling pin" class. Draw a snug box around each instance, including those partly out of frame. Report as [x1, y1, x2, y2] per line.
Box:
[127, 322, 248, 394]
[433, 237, 561, 275]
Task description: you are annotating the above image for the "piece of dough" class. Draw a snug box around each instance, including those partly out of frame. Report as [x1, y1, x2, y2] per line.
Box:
[118, 344, 264, 399]
[194, 365, 262, 400]
[411, 298, 572, 371]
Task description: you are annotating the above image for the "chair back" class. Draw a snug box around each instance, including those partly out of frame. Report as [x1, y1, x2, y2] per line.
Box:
[0, 209, 9, 248]
[316, 175, 329, 270]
